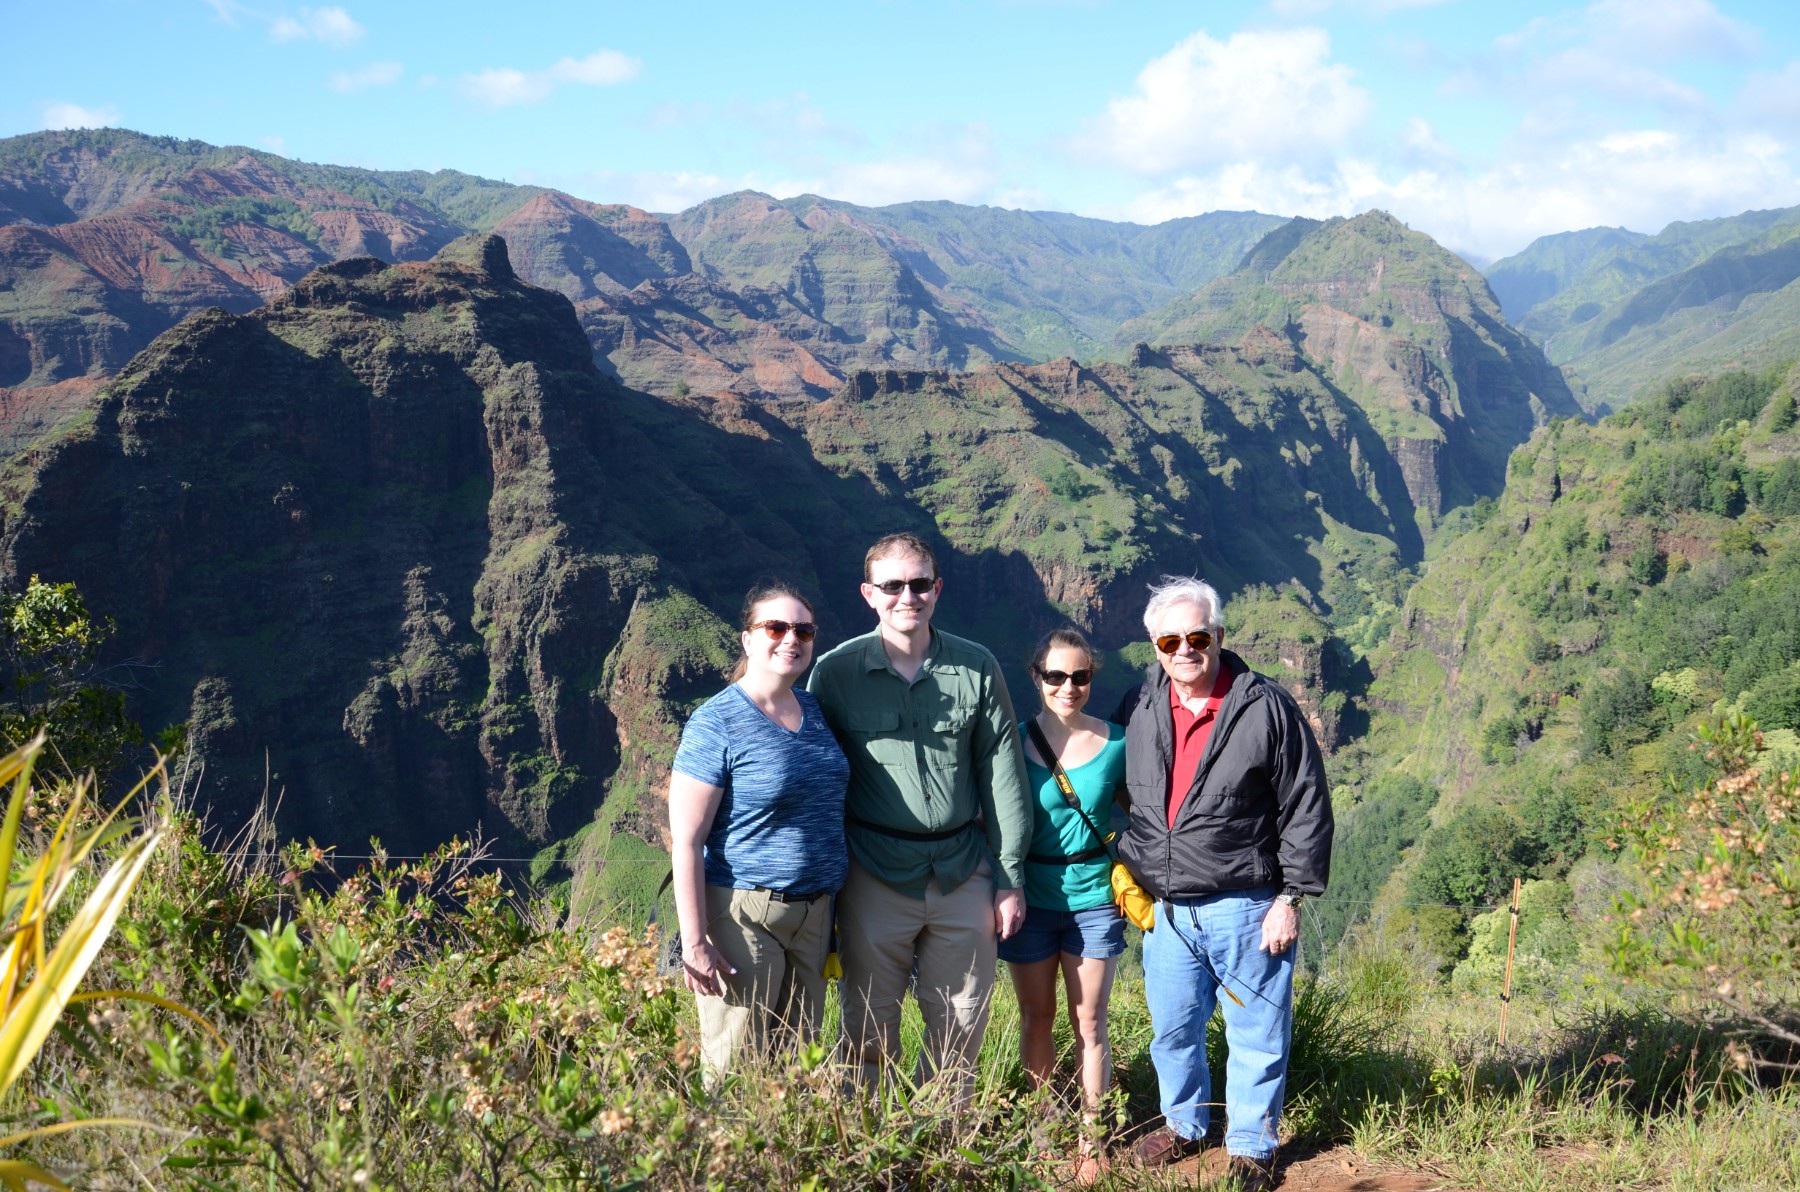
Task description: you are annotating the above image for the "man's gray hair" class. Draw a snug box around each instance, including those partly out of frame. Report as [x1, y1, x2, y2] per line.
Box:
[1142, 575, 1224, 636]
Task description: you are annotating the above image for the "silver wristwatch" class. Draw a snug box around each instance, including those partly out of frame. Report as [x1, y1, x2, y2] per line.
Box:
[1275, 893, 1303, 910]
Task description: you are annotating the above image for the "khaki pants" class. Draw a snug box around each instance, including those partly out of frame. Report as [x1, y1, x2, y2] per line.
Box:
[696, 884, 832, 1075]
[837, 857, 996, 1101]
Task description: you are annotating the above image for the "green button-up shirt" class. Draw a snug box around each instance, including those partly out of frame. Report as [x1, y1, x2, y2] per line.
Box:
[808, 626, 1032, 898]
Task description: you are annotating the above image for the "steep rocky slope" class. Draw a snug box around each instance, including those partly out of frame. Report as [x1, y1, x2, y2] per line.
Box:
[0, 236, 789, 852]
[1122, 212, 1585, 519]
[1322, 363, 1800, 950]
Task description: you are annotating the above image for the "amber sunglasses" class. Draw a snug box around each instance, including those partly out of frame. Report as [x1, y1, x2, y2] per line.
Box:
[746, 620, 817, 642]
[1154, 630, 1214, 655]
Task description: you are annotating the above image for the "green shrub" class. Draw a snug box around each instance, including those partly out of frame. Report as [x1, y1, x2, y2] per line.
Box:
[0, 577, 143, 776]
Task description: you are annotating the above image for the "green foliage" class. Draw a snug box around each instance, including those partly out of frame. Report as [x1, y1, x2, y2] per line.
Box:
[0, 578, 142, 776]
[1610, 716, 1800, 1067]
[1578, 669, 1657, 759]
[1450, 878, 1577, 996]
[1627, 542, 1667, 585]
[164, 195, 319, 259]
[1407, 807, 1538, 915]
[1636, 369, 1782, 441]
[1751, 456, 1800, 516]
[1315, 774, 1437, 947]
[1741, 662, 1800, 731]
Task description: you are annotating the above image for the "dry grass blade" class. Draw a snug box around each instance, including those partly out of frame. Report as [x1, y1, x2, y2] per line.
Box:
[0, 1157, 70, 1192]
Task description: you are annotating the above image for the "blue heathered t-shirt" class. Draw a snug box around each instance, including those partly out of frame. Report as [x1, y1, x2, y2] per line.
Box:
[672, 684, 850, 895]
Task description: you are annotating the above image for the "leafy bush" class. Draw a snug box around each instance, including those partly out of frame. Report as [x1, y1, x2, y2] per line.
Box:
[0, 578, 142, 777]
[1610, 716, 1800, 1070]
[1407, 807, 1536, 913]
[1578, 669, 1657, 759]
[1741, 663, 1800, 732]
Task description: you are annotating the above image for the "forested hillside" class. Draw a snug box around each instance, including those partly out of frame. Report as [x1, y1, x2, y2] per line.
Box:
[1322, 364, 1800, 981]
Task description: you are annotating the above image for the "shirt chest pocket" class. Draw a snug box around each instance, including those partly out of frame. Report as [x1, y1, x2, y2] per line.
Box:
[847, 709, 911, 770]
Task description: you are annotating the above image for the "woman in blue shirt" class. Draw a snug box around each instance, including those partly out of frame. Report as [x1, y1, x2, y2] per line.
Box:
[669, 580, 850, 1075]
[1001, 627, 1127, 1185]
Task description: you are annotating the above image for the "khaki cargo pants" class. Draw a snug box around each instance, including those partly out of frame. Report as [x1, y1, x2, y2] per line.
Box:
[696, 884, 832, 1075]
[837, 857, 996, 1102]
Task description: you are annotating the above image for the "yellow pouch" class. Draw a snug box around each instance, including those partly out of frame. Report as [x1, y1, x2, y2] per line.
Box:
[1111, 862, 1155, 931]
[822, 951, 843, 980]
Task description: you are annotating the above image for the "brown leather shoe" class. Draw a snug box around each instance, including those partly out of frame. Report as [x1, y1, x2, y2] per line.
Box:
[1224, 1154, 1276, 1192]
[1134, 1125, 1202, 1167]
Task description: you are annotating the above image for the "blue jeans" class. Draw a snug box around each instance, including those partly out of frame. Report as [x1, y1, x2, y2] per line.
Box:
[1141, 885, 1293, 1160]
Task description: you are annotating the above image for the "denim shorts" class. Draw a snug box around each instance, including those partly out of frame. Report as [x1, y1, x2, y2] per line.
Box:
[997, 902, 1126, 964]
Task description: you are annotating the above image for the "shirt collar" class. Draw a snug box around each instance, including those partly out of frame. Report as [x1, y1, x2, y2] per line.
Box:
[860, 627, 939, 673]
[1168, 662, 1231, 714]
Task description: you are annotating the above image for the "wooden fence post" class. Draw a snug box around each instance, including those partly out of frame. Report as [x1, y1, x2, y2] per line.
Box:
[1498, 877, 1522, 1044]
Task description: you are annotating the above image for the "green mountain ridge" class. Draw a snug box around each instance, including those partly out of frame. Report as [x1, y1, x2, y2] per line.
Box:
[1483, 226, 1649, 323]
[1504, 204, 1800, 345]
[1120, 211, 1584, 516]
[1546, 222, 1800, 409]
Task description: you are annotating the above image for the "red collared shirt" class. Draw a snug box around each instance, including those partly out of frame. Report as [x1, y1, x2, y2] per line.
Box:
[1167, 665, 1233, 828]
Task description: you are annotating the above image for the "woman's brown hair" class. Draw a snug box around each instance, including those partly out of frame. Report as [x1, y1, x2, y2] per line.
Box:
[730, 579, 817, 682]
[1028, 626, 1099, 679]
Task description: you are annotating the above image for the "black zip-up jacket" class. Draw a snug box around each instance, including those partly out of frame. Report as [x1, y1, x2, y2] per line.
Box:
[1111, 650, 1332, 901]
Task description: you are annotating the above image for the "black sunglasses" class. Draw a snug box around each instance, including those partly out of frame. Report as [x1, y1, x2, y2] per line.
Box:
[746, 619, 817, 642]
[1037, 668, 1092, 688]
[1154, 630, 1214, 655]
[870, 577, 937, 596]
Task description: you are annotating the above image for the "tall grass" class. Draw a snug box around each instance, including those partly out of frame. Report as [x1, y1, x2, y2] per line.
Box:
[2, 815, 1794, 1188]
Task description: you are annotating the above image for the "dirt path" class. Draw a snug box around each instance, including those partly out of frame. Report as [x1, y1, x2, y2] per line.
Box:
[1073, 1142, 1448, 1190]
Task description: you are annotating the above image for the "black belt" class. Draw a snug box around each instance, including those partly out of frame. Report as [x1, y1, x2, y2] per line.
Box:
[848, 814, 976, 843]
[1026, 843, 1110, 866]
[756, 885, 829, 904]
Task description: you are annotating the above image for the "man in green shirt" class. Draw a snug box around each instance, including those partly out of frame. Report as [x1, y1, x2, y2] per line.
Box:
[809, 531, 1032, 1098]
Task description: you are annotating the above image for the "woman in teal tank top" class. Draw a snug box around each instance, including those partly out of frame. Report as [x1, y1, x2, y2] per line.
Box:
[999, 628, 1127, 1186]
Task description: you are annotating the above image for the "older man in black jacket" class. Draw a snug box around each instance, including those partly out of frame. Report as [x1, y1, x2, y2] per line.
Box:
[1114, 576, 1332, 1191]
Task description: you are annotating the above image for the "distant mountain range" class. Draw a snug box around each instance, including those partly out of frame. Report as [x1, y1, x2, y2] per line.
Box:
[1486, 205, 1800, 409]
[0, 129, 1281, 417]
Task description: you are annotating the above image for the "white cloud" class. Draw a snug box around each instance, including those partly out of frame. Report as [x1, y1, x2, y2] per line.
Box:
[1402, 117, 1456, 160]
[329, 61, 402, 93]
[1581, 0, 1756, 63]
[1737, 60, 1800, 128]
[1118, 127, 1797, 262]
[261, 135, 287, 153]
[271, 6, 363, 46]
[1532, 47, 1710, 110]
[202, 0, 252, 26]
[39, 101, 121, 130]
[460, 49, 641, 106]
[1077, 28, 1371, 175]
[553, 49, 639, 87]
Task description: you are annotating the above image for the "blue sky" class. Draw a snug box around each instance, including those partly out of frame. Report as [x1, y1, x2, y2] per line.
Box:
[6, 0, 1800, 262]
